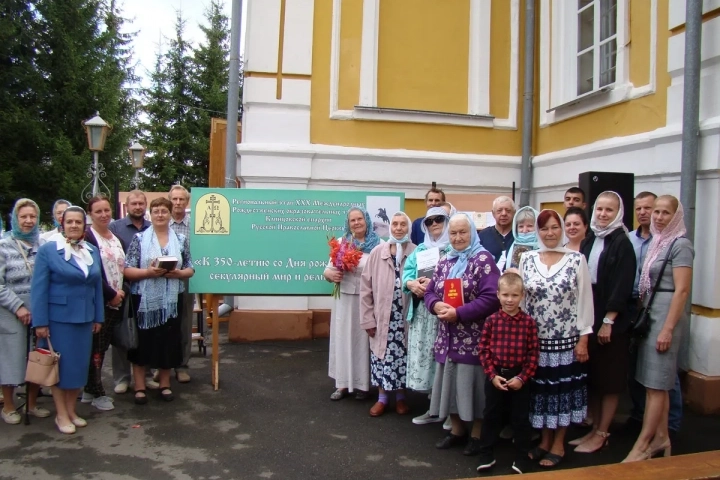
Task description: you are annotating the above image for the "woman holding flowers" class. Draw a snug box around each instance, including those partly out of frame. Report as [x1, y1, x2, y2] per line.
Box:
[325, 207, 381, 401]
[360, 212, 415, 416]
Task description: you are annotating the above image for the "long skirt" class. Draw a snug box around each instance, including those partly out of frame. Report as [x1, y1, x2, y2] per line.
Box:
[328, 292, 370, 392]
[530, 336, 587, 429]
[39, 321, 94, 390]
[406, 301, 437, 392]
[0, 299, 30, 386]
[429, 359, 486, 422]
[370, 285, 407, 392]
[127, 295, 183, 370]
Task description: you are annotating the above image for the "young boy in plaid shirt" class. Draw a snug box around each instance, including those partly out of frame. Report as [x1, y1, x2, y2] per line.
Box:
[476, 272, 539, 475]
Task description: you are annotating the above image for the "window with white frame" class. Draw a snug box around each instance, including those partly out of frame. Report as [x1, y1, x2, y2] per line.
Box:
[548, 0, 627, 111]
[576, 0, 618, 96]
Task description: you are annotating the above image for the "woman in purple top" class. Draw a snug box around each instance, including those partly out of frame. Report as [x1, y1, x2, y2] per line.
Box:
[425, 214, 501, 456]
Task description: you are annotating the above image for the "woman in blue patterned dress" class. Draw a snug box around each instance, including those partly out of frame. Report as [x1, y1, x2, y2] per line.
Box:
[360, 212, 416, 417]
[518, 209, 593, 468]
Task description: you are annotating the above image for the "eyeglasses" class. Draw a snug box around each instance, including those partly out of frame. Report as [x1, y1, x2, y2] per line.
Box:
[424, 216, 446, 227]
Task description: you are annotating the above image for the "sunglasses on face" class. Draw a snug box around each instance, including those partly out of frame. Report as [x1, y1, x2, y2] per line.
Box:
[424, 216, 446, 227]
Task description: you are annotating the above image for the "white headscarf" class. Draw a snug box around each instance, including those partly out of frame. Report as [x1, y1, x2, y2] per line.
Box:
[420, 207, 450, 250]
[387, 211, 412, 265]
[536, 209, 571, 253]
[590, 191, 628, 239]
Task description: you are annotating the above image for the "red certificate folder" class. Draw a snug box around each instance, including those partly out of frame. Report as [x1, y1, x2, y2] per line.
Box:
[443, 279, 464, 308]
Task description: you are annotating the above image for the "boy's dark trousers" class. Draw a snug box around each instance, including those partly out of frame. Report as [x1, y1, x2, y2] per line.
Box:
[477, 367, 532, 463]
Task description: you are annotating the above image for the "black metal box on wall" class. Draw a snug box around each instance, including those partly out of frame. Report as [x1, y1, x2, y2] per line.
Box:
[578, 172, 635, 230]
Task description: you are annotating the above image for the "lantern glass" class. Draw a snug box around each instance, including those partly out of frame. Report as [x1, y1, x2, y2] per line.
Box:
[83, 113, 111, 151]
[128, 141, 145, 169]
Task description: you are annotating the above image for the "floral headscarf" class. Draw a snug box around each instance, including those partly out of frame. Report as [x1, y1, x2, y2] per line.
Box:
[639, 199, 687, 297]
[344, 207, 381, 254]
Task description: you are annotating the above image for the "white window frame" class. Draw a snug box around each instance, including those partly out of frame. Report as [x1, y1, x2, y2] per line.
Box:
[551, 0, 628, 110]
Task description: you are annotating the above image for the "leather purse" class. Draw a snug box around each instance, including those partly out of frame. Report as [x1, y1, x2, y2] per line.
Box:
[630, 239, 678, 339]
[25, 337, 60, 387]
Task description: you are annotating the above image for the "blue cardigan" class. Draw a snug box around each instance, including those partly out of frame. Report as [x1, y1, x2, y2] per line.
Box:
[31, 241, 105, 327]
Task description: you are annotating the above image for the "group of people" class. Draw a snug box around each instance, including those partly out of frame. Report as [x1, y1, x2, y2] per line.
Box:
[325, 186, 694, 473]
[0, 188, 196, 434]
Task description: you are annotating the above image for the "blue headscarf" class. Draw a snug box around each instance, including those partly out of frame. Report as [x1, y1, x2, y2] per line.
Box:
[51, 199, 72, 228]
[446, 213, 486, 279]
[344, 207, 381, 253]
[11, 198, 41, 244]
[512, 206, 539, 248]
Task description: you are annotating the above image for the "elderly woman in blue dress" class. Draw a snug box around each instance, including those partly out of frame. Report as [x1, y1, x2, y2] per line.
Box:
[360, 212, 415, 417]
[124, 197, 195, 405]
[325, 207, 380, 401]
[32, 206, 104, 434]
[402, 206, 450, 425]
[0, 199, 51, 424]
[425, 213, 501, 456]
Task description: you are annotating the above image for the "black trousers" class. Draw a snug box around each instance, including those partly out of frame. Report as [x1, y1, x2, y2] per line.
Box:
[477, 375, 532, 462]
[84, 307, 122, 397]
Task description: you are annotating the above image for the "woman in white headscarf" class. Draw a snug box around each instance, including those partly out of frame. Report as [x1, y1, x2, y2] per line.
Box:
[572, 192, 636, 454]
[402, 207, 451, 424]
[518, 209, 593, 468]
[360, 212, 416, 417]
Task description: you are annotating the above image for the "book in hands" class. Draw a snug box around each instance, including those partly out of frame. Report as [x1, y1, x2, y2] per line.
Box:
[442, 278, 464, 308]
[153, 256, 178, 271]
[416, 247, 440, 279]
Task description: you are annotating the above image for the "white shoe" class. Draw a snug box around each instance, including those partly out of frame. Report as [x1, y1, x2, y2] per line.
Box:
[412, 410, 445, 425]
[25, 406, 51, 418]
[443, 417, 452, 431]
[145, 379, 160, 390]
[71, 417, 88, 428]
[114, 382, 129, 394]
[91, 396, 115, 411]
[2, 409, 21, 425]
[80, 392, 94, 404]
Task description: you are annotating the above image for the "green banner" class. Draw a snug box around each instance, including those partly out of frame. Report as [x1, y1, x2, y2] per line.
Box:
[189, 188, 405, 294]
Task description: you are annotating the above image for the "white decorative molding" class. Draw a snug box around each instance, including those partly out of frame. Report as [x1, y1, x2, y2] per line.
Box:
[281, 0, 315, 75]
[243, 0, 282, 74]
[669, 0, 720, 30]
[329, 0, 519, 129]
[540, 0, 656, 126]
[358, 0, 380, 107]
[468, 0, 492, 116]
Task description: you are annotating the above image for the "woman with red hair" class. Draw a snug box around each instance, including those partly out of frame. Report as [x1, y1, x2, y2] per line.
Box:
[518, 209, 594, 468]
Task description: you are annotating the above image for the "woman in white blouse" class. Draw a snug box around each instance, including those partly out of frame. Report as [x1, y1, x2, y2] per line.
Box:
[518, 209, 593, 468]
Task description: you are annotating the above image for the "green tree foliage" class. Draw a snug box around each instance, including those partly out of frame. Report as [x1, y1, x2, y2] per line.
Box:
[0, 0, 138, 224]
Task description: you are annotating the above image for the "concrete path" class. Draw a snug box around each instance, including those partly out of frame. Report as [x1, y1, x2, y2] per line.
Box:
[1, 333, 719, 479]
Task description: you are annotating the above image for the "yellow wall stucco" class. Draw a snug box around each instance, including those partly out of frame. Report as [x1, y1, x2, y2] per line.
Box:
[311, 0, 522, 156]
[535, 0, 670, 154]
[377, 0, 469, 114]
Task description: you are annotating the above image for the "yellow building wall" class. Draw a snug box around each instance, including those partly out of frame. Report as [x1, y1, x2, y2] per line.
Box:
[310, 0, 523, 156]
[535, 0, 670, 154]
[377, 0, 469, 114]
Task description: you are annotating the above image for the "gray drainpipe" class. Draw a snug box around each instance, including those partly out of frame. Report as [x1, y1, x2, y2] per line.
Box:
[225, 0, 243, 189]
[679, 0, 702, 242]
[519, 0, 536, 208]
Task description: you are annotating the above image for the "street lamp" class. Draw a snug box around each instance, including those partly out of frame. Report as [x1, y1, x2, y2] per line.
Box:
[81, 112, 112, 200]
[128, 140, 146, 189]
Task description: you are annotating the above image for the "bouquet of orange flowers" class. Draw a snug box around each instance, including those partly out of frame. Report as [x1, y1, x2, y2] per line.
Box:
[327, 236, 363, 298]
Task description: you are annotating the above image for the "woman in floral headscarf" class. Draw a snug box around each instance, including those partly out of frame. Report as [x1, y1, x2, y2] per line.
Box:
[360, 212, 415, 416]
[325, 207, 381, 401]
[425, 213, 500, 456]
[573, 192, 636, 454]
[623, 195, 693, 462]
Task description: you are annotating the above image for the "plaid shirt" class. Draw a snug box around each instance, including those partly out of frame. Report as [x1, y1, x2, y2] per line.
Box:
[479, 309, 539, 384]
[169, 214, 190, 239]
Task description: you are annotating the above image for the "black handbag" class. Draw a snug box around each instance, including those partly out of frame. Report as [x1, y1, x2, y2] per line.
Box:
[630, 239, 677, 339]
[112, 287, 138, 350]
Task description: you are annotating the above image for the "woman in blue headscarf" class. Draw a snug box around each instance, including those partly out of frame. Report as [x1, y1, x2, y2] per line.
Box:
[424, 213, 501, 455]
[325, 207, 381, 401]
[40, 200, 72, 242]
[0, 199, 50, 424]
[503, 206, 539, 272]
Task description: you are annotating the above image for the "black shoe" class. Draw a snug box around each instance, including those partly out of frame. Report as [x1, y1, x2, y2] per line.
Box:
[354, 390, 368, 401]
[463, 437, 483, 456]
[476, 454, 496, 471]
[436, 433, 466, 449]
[160, 388, 174, 402]
[512, 458, 532, 474]
[134, 390, 147, 405]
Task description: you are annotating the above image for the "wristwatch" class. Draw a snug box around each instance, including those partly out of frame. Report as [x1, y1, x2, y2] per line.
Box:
[602, 317, 615, 325]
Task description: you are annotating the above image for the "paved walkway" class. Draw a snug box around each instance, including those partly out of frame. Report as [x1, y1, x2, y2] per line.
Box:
[1, 333, 719, 479]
